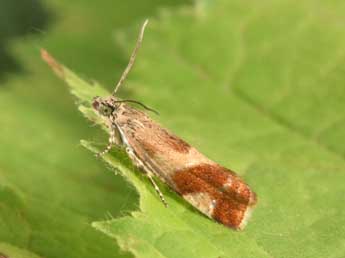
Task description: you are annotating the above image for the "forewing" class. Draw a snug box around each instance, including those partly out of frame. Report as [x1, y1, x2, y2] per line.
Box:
[116, 106, 257, 229]
[172, 164, 257, 230]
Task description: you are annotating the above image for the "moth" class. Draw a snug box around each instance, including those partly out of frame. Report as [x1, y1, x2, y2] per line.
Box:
[42, 20, 257, 230]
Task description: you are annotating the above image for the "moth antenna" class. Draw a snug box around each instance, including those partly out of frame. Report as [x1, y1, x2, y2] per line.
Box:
[114, 99, 159, 115]
[113, 19, 149, 95]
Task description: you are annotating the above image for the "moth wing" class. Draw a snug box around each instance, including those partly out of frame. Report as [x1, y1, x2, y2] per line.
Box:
[172, 164, 257, 230]
[117, 108, 257, 229]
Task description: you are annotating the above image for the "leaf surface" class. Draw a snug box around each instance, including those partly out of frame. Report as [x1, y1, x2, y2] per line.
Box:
[0, 1, 190, 258]
[2, 0, 345, 257]
[42, 1, 345, 257]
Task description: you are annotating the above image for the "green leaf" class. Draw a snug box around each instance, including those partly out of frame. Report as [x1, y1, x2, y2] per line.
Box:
[3, 0, 345, 257]
[42, 0, 345, 257]
[0, 1, 191, 258]
[0, 242, 42, 258]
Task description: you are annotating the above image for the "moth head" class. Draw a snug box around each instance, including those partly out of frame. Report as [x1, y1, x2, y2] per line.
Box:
[92, 96, 159, 117]
[92, 96, 114, 117]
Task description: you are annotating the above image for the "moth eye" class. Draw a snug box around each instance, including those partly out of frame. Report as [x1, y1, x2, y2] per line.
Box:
[102, 106, 112, 116]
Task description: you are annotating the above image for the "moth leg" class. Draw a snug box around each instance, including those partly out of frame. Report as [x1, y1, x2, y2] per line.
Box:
[146, 172, 168, 207]
[125, 146, 168, 207]
[97, 125, 118, 157]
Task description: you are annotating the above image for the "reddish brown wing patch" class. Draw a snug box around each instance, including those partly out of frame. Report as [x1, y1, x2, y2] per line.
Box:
[140, 131, 190, 156]
[137, 123, 190, 155]
[140, 140, 157, 157]
[161, 129, 190, 153]
[173, 164, 256, 229]
[212, 196, 248, 228]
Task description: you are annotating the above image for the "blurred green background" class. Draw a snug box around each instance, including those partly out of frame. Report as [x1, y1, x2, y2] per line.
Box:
[1, 0, 345, 258]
